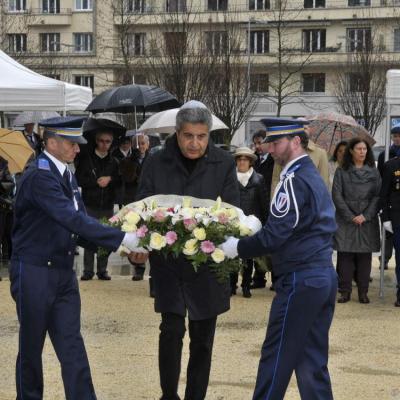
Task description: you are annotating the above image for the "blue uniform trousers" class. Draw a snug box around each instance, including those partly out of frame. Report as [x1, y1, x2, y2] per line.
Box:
[9, 261, 96, 400]
[392, 227, 400, 286]
[252, 267, 337, 400]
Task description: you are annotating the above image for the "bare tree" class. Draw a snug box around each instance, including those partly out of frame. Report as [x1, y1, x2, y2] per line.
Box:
[262, 0, 313, 116]
[334, 24, 396, 136]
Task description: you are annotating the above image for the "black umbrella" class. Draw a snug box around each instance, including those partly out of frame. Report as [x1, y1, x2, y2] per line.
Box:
[82, 117, 126, 139]
[86, 84, 181, 114]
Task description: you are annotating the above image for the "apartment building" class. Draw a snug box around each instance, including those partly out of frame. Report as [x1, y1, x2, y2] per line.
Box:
[2, 0, 400, 142]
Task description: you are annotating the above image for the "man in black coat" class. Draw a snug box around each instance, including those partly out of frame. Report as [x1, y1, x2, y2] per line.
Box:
[75, 130, 120, 280]
[129, 101, 240, 400]
[378, 130, 400, 269]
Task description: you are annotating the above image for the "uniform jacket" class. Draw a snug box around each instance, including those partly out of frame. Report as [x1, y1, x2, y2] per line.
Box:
[11, 153, 124, 269]
[75, 150, 119, 210]
[332, 165, 381, 253]
[238, 156, 336, 277]
[238, 170, 268, 224]
[270, 141, 330, 197]
[379, 157, 400, 227]
[136, 135, 240, 320]
[377, 146, 400, 177]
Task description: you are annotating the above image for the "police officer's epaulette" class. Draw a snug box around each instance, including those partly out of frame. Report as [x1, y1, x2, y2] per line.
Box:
[284, 163, 301, 178]
[38, 158, 51, 171]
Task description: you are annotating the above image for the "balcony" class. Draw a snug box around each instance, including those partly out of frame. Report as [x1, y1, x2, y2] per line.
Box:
[28, 9, 72, 26]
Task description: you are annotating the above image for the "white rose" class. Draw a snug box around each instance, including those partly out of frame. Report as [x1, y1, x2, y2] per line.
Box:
[211, 248, 225, 263]
[149, 232, 167, 250]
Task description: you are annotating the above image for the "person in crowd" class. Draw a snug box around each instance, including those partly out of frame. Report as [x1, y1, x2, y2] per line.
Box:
[230, 147, 268, 298]
[128, 133, 150, 281]
[9, 119, 138, 400]
[379, 138, 400, 307]
[220, 120, 337, 400]
[75, 130, 120, 281]
[0, 158, 14, 270]
[251, 130, 275, 290]
[128, 101, 240, 400]
[329, 140, 347, 188]
[333, 138, 381, 304]
[377, 128, 400, 269]
[112, 136, 135, 208]
[22, 122, 42, 157]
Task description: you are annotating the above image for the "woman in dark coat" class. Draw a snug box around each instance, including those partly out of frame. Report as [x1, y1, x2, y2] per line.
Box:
[333, 138, 381, 304]
[132, 102, 240, 400]
[230, 147, 268, 298]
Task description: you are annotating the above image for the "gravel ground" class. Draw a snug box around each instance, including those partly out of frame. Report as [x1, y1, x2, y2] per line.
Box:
[1, 257, 400, 400]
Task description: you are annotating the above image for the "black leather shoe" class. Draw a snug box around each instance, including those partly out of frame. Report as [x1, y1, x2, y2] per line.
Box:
[97, 273, 111, 281]
[242, 288, 252, 298]
[358, 294, 370, 304]
[81, 274, 93, 281]
[338, 293, 351, 303]
[394, 299, 400, 307]
[230, 288, 237, 296]
[132, 275, 144, 281]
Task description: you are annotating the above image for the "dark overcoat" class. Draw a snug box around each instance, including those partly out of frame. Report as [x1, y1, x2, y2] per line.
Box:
[136, 135, 240, 320]
[332, 165, 381, 253]
[380, 157, 400, 228]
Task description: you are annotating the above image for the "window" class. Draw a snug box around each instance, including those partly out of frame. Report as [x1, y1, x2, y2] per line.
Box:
[166, 0, 187, 11]
[75, 0, 92, 10]
[127, 33, 146, 55]
[8, 0, 26, 12]
[347, 28, 371, 52]
[40, 33, 60, 52]
[207, 0, 228, 11]
[348, 0, 371, 5]
[164, 32, 186, 55]
[74, 33, 93, 52]
[125, 0, 146, 12]
[348, 73, 363, 92]
[250, 74, 269, 93]
[249, 31, 269, 54]
[302, 73, 325, 92]
[8, 34, 27, 52]
[394, 29, 400, 52]
[304, 0, 325, 8]
[303, 29, 326, 52]
[42, 0, 60, 13]
[205, 31, 228, 55]
[249, 0, 270, 9]
[74, 75, 94, 90]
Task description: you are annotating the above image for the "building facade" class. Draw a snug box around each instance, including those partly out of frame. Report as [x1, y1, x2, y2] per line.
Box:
[2, 0, 400, 143]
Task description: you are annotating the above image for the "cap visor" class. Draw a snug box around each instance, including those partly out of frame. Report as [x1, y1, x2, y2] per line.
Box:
[59, 134, 87, 144]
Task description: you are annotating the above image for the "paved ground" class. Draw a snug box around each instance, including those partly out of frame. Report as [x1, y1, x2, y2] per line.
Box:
[1, 255, 400, 400]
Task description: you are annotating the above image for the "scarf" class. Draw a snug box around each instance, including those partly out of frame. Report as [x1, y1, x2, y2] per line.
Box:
[237, 167, 253, 187]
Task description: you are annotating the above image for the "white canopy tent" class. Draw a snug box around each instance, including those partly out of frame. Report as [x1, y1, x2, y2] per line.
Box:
[0, 50, 92, 112]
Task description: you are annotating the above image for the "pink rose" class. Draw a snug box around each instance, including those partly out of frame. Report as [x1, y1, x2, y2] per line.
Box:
[183, 218, 197, 231]
[218, 213, 229, 224]
[153, 209, 166, 222]
[136, 225, 149, 238]
[200, 240, 215, 254]
[165, 231, 178, 245]
[109, 215, 120, 223]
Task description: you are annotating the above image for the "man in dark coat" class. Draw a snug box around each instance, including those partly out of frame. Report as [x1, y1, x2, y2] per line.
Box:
[23, 122, 42, 157]
[75, 130, 120, 280]
[377, 130, 400, 269]
[129, 101, 239, 400]
[380, 153, 400, 306]
[10, 121, 138, 400]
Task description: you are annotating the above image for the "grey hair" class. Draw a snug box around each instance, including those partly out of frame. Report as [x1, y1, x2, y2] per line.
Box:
[137, 133, 149, 143]
[176, 107, 212, 132]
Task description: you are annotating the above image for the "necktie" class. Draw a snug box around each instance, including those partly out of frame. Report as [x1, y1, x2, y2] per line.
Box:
[63, 168, 71, 190]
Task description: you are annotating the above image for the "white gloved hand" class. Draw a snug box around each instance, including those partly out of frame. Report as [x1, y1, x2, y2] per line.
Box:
[245, 215, 263, 234]
[219, 236, 239, 259]
[122, 232, 148, 253]
[383, 221, 393, 234]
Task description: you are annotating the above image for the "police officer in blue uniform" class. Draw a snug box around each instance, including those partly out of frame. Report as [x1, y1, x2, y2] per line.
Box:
[10, 119, 140, 400]
[221, 119, 337, 400]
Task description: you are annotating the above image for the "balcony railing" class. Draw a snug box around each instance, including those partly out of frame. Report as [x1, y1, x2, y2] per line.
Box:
[29, 8, 72, 14]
